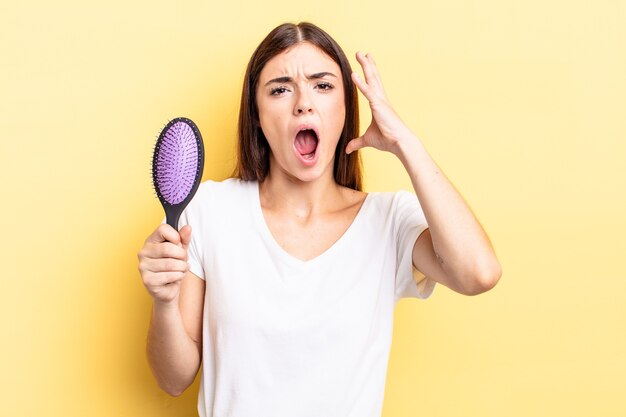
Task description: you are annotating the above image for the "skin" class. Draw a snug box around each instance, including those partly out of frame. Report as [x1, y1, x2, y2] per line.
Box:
[138, 41, 502, 397]
[347, 50, 502, 295]
[255, 42, 366, 261]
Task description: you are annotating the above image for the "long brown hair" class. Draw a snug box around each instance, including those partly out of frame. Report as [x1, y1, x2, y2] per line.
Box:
[234, 22, 362, 191]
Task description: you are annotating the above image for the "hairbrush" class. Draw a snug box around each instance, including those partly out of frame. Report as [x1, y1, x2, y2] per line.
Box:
[152, 117, 204, 230]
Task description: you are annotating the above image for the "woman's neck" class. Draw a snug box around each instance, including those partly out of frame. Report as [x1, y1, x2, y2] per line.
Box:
[259, 168, 344, 216]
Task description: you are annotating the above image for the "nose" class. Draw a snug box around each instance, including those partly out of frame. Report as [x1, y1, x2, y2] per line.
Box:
[293, 90, 314, 115]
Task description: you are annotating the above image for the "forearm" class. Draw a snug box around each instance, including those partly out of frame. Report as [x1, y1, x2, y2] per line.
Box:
[146, 300, 201, 396]
[394, 134, 501, 292]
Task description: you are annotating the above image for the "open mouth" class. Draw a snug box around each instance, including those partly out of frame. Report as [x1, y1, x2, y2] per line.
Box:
[294, 129, 319, 161]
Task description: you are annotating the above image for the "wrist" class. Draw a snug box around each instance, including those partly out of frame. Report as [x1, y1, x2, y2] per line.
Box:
[392, 132, 424, 163]
[153, 297, 180, 314]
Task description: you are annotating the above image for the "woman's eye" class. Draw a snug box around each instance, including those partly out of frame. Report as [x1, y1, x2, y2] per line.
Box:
[316, 82, 334, 91]
[270, 86, 289, 95]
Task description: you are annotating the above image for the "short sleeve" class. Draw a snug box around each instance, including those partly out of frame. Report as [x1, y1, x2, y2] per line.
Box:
[161, 211, 205, 280]
[393, 190, 436, 301]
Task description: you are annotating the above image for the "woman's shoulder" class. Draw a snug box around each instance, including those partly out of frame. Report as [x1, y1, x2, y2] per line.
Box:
[186, 177, 257, 213]
[360, 188, 421, 215]
[196, 177, 257, 195]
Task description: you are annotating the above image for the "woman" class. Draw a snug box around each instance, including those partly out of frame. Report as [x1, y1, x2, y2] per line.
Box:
[137, 22, 501, 416]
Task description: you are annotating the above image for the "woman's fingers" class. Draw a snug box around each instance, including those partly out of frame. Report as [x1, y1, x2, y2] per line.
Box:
[144, 257, 190, 273]
[138, 223, 191, 304]
[355, 51, 384, 91]
[147, 223, 182, 245]
[346, 136, 366, 155]
[351, 72, 371, 99]
[355, 51, 375, 85]
[351, 49, 411, 154]
[141, 241, 187, 260]
[139, 258, 189, 286]
[179, 225, 192, 253]
[146, 271, 187, 287]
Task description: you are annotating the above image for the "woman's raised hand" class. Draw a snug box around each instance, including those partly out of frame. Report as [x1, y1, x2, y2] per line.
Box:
[137, 224, 192, 306]
[346, 51, 414, 156]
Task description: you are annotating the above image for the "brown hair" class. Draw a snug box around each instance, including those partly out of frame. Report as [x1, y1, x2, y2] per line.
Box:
[234, 22, 362, 191]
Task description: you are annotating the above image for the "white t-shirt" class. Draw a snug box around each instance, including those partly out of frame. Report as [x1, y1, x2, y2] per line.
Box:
[175, 178, 435, 417]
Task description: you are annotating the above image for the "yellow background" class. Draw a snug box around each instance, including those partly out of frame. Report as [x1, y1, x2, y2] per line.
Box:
[1, 0, 625, 416]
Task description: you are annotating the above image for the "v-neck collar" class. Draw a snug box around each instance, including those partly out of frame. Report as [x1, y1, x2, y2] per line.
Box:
[251, 181, 370, 268]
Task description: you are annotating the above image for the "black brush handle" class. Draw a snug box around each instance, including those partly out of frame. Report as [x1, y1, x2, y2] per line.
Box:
[165, 203, 184, 231]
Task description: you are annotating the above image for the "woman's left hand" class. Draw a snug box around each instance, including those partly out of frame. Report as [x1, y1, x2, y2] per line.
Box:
[346, 51, 415, 156]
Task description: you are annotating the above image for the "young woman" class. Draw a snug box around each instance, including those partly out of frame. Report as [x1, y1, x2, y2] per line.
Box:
[137, 22, 501, 417]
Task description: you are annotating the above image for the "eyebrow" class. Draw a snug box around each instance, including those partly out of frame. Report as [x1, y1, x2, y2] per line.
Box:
[264, 72, 337, 86]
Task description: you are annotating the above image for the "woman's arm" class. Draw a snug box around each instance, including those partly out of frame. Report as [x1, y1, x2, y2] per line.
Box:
[347, 51, 501, 295]
[146, 272, 205, 395]
[395, 135, 501, 295]
[138, 224, 205, 395]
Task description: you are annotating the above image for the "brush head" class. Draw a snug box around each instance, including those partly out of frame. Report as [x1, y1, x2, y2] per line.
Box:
[152, 117, 204, 229]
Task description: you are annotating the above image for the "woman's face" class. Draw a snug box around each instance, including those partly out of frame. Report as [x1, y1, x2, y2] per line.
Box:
[256, 42, 346, 183]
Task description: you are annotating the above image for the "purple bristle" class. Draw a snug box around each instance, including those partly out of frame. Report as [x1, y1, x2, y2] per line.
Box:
[155, 121, 199, 205]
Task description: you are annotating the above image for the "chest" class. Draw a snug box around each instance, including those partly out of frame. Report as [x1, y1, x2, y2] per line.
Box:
[261, 208, 360, 262]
